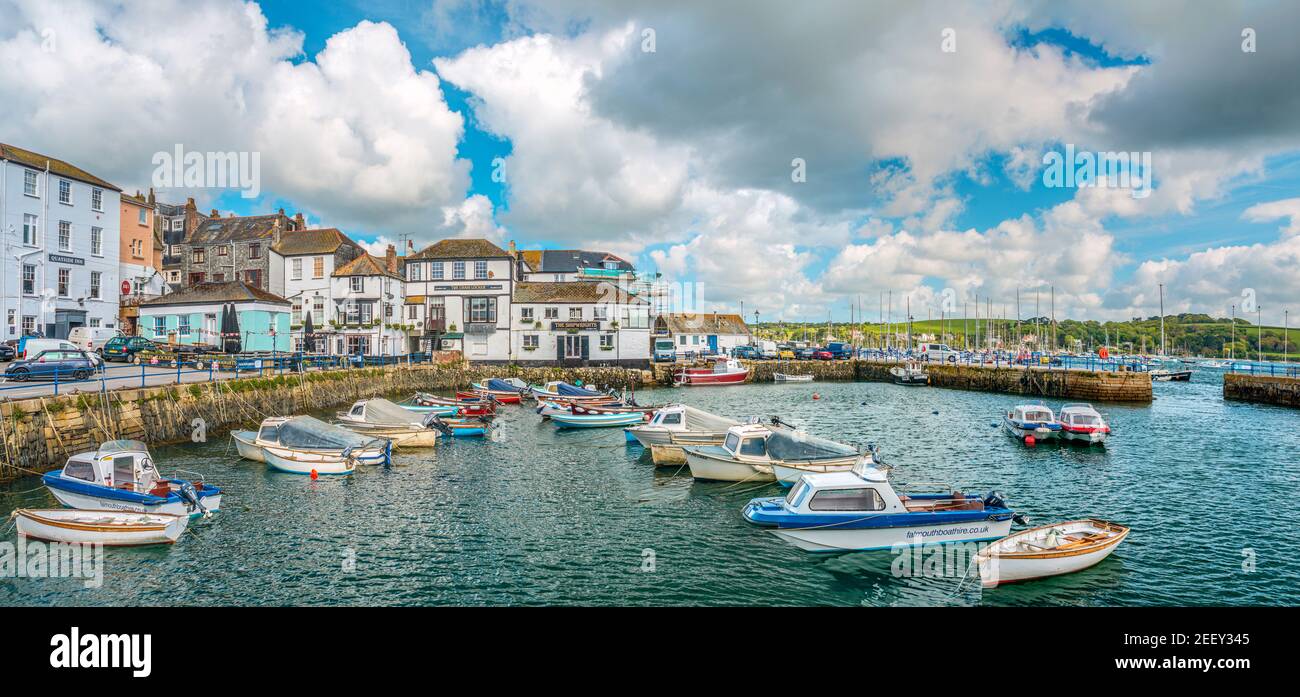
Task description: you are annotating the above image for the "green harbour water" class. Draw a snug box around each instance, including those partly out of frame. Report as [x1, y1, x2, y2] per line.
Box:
[3, 371, 1298, 606]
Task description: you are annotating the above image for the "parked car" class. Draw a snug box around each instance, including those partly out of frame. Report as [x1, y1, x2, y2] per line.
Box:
[825, 342, 854, 359]
[67, 326, 123, 354]
[919, 342, 960, 363]
[757, 340, 779, 359]
[813, 349, 834, 360]
[101, 336, 158, 363]
[17, 338, 103, 367]
[797, 347, 817, 360]
[778, 348, 796, 360]
[0, 343, 13, 362]
[732, 345, 761, 359]
[4, 349, 98, 382]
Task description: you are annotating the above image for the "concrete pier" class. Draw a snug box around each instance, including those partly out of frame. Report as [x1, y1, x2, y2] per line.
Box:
[1224, 373, 1300, 407]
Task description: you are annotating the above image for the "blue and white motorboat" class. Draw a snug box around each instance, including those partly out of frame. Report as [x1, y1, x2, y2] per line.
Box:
[42, 440, 222, 518]
[550, 411, 644, 429]
[742, 462, 1019, 552]
[1002, 404, 1061, 443]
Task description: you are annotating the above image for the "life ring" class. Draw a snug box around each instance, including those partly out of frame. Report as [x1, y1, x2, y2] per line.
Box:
[1099, 347, 1110, 360]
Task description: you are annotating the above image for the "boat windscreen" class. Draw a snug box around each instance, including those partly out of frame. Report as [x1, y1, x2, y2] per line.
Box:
[278, 416, 378, 449]
[766, 429, 858, 462]
[360, 399, 422, 425]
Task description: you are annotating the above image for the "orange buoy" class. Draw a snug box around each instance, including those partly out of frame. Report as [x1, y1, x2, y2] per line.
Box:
[812, 393, 821, 400]
[310, 469, 319, 480]
[1025, 435, 1036, 447]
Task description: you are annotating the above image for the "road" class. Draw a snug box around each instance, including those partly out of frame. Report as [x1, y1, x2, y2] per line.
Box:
[2, 359, 304, 401]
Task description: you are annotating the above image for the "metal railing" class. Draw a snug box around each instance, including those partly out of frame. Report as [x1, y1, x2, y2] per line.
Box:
[1225, 361, 1300, 378]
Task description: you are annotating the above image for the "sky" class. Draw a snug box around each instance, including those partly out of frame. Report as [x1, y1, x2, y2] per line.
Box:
[3, 0, 1300, 324]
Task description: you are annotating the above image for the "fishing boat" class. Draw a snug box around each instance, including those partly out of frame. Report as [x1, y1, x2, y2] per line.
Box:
[528, 381, 613, 401]
[394, 401, 460, 417]
[569, 402, 659, 417]
[466, 377, 528, 402]
[1058, 404, 1110, 445]
[1149, 368, 1192, 382]
[743, 462, 1020, 552]
[773, 372, 814, 383]
[683, 423, 860, 482]
[457, 388, 521, 404]
[41, 440, 222, 518]
[975, 519, 1130, 587]
[231, 416, 391, 469]
[405, 392, 497, 417]
[1003, 404, 1061, 443]
[673, 357, 749, 386]
[550, 411, 645, 429]
[624, 404, 740, 447]
[889, 363, 928, 385]
[432, 416, 492, 437]
[12, 508, 189, 546]
[336, 398, 440, 447]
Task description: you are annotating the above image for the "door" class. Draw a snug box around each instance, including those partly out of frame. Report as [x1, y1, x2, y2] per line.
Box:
[707, 335, 718, 353]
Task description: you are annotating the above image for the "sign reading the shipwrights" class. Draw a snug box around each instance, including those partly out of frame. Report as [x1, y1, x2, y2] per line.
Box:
[551, 321, 599, 331]
[432, 284, 502, 291]
[49, 253, 85, 265]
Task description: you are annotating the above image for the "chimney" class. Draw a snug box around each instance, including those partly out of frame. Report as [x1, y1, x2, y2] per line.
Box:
[184, 197, 197, 213]
[147, 187, 156, 205]
[272, 217, 282, 246]
[508, 239, 517, 257]
[294, 212, 305, 229]
[385, 244, 398, 273]
[210, 209, 220, 218]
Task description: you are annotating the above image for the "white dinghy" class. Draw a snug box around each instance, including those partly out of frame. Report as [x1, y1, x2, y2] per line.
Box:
[13, 508, 189, 546]
[975, 519, 1130, 587]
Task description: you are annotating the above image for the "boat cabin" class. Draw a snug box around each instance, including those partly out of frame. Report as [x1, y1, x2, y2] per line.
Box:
[1059, 404, 1104, 428]
[58, 440, 164, 494]
[720, 423, 775, 462]
[645, 405, 688, 431]
[1009, 404, 1056, 424]
[255, 416, 291, 445]
[779, 462, 985, 516]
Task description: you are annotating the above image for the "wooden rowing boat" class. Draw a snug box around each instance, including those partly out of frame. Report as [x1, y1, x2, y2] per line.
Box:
[976, 519, 1129, 587]
[13, 508, 189, 546]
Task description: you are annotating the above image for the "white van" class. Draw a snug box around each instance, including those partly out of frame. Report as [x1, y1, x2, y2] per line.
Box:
[21, 338, 105, 366]
[758, 340, 778, 359]
[68, 326, 121, 353]
[919, 343, 959, 363]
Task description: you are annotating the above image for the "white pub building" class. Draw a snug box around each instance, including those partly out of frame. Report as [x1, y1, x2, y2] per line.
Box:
[1, 144, 122, 340]
[401, 239, 515, 359]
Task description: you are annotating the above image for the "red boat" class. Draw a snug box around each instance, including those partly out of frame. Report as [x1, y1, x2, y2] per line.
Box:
[457, 389, 521, 404]
[673, 357, 750, 386]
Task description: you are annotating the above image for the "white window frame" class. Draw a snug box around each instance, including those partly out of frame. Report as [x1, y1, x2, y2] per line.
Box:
[91, 227, 103, 256]
[431, 262, 444, 280]
[58, 268, 70, 297]
[291, 258, 303, 280]
[520, 307, 534, 322]
[523, 334, 539, 349]
[22, 265, 36, 295]
[90, 271, 101, 299]
[91, 188, 103, 212]
[22, 214, 37, 246]
[474, 260, 488, 279]
[600, 334, 614, 350]
[58, 221, 71, 251]
[569, 307, 583, 320]
[58, 179, 72, 205]
[453, 261, 466, 279]
[23, 170, 38, 197]
[350, 277, 363, 293]
[408, 263, 422, 281]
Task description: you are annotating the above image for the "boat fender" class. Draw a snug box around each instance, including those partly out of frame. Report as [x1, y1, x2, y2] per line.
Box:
[982, 491, 1006, 510]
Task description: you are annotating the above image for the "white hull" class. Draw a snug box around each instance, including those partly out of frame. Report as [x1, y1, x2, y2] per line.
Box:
[263, 447, 357, 475]
[976, 519, 1129, 587]
[627, 427, 674, 447]
[16, 509, 188, 546]
[774, 373, 813, 382]
[684, 450, 774, 482]
[771, 461, 857, 486]
[261, 443, 387, 466]
[47, 487, 221, 518]
[340, 425, 438, 448]
[1060, 430, 1107, 444]
[771, 518, 1012, 552]
[232, 432, 265, 462]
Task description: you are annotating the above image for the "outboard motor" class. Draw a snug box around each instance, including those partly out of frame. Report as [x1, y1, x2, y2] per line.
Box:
[983, 490, 1006, 510]
[430, 417, 454, 437]
[420, 412, 439, 429]
[178, 481, 208, 518]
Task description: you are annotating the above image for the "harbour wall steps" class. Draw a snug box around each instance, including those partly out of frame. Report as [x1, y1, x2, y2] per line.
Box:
[1224, 373, 1300, 408]
[0, 361, 648, 484]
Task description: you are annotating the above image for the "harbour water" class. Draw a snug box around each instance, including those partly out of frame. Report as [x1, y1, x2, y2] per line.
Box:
[3, 371, 1297, 606]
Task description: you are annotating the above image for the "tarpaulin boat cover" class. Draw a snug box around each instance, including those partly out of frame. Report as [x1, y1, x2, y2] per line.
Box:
[361, 399, 424, 426]
[486, 378, 525, 392]
[682, 406, 741, 432]
[277, 416, 379, 449]
[765, 428, 858, 462]
[557, 382, 604, 397]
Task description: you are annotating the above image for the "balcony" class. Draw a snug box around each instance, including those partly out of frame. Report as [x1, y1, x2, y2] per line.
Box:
[421, 317, 445, 334]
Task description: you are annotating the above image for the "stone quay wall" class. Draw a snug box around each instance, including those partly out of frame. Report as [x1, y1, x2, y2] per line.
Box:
[1224, 373, 1300, 408]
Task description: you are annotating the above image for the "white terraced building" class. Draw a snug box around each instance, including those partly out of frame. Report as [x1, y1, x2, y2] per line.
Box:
[510, 281, 650, 366]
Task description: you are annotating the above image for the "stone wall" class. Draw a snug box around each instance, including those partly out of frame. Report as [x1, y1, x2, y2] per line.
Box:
[1224, 373, 1300, 407]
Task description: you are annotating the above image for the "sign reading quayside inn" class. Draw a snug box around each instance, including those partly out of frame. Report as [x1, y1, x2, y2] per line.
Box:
[48, 253, 85, 265]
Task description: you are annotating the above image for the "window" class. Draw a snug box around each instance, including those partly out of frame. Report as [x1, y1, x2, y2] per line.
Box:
[474, 260, 488, 279]
[431, 262, 444, 280]
[569, 307, 583, 320]
[172, 219, 183, 231]
[22, 265, 35, 295]
[292, 302, 302, 325]
[22, 315, 36, 335]
[594, 305, 608, 321]
[808, 488, 885, 512]
[468, 297, 496, 324]
[291, 258, 303, 280]
[312, 298, 325, 325]
[131, 239, 143, 258]
[193, 248, 206, 264]
[154, 317, 166, 335]
[600, 334, 614, 350]
[91, 227, 102, 256]
[738, 437, 767, 457]
[22, 214, 37, 245]
[58, 221, 71, 251]
[89, 318, 101, 328]
[90, 271, 101, 299]
[248, 243, 261, 259]
[660, 412, 682, 426]
[217, 245, 228, 256]
[544, 307, 558, 319]
[138, 208, 147, 226]
[178, 316, 191, 335]
[58, 268, 70, 297]
[678, 335, 686, 345]
[244, 269, 262, 287]
[58, 179, 71, 204]
[189, 272, 205, 284]
[453, 261, 465, 279]
[350, 277, 363, 293]
[212, 273, 225, 281]
[408, 263, 422, 281]
[384, 304, 392, 318]
[523, 334, 539, 349]
[521, 307, 534, 322]
[91, 188, 103, 211]
[313, 256, 324, 278]
[408, 305, 418, 320]
[23, 170, 37, 196]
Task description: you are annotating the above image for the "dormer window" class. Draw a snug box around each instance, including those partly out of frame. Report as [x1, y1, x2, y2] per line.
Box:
[350, 277, 363, 293]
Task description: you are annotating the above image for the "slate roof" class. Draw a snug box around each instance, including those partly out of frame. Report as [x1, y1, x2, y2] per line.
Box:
[140, 281, 290, 307]
[523, 249, 634, 274]
[1, 143, 121, 191]
[273, 228, 357, 256]
[333, 253, 403, 281]
[406, 238, 511, 260]
[657, 313, 750, 336]
[512, 281, 648, 305]
[188, 213, 291, 245]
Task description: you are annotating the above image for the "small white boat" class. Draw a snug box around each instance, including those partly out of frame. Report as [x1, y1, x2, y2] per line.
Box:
[773, 372, 814, 383]
[1003, 404, 1061, 443]
[232, 416, 390, 470]
[976, 519, 1130, 587]
[262, 447, 357, 476]
[13, 508, 189, 546]
[336, 398, 440, 448]
[682, 423, 859, 483]
[41, 440, 221, 518]
[624, 404, 739, 447]
[1058, 403, 1110, 445]
[889, 363, 928, 385]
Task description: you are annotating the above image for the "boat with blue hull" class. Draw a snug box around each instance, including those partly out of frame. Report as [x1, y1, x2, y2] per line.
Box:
[42, 440, 221, 518]
[743, 462, 1019, 552]
[550, 411, 644, 429]
[1003, 404, 1062, 443]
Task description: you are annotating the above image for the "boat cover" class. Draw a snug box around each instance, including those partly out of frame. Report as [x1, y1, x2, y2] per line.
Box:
[557, 382, 604, 397]
[682, 406, 740, 432]
[361, 399, 426, 426]
[278, 416, 381, 449]
[765, 428, 858, 462]
[486, 378, 524, 392]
